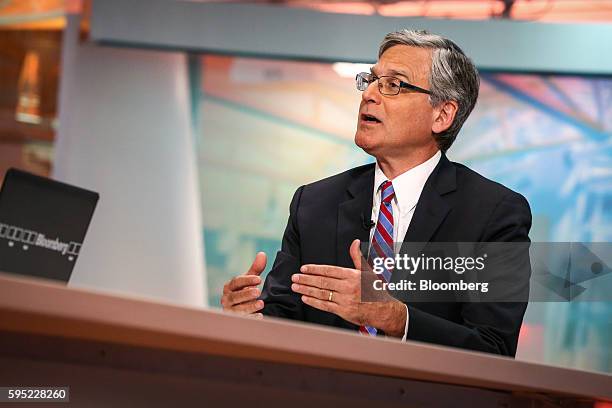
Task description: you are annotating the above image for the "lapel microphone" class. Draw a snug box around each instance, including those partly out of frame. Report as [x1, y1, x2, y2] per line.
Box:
[361, 213, 375, 230]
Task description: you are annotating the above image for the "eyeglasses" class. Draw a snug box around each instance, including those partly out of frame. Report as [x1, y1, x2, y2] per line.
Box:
[355, 72, 431, 96]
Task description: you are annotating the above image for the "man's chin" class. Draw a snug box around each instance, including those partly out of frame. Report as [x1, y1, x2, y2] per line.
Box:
[354, 132, 379, 155]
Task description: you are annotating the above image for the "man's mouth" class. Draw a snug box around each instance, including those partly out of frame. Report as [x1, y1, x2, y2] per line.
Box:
[360, 113, 382, 124]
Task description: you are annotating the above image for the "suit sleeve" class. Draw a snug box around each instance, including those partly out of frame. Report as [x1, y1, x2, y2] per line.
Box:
[405, 192, 532, 356]
[260, 186, 305, 320]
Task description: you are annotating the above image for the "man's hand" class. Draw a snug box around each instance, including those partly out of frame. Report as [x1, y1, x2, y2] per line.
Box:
[291, 239, 407, 338]
[220, 252, 266, 318]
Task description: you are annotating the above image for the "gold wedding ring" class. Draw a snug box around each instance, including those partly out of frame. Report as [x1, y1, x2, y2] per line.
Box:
[328, 290, 333, 302]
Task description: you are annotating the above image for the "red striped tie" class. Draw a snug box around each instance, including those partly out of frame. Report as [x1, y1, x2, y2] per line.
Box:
[360, 180, 395, 336]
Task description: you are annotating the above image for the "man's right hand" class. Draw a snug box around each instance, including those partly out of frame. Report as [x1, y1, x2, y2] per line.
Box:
[220, 252, 267, 318]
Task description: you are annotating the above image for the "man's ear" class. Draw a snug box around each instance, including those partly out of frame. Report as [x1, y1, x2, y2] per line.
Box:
[431, 100, 458, 134]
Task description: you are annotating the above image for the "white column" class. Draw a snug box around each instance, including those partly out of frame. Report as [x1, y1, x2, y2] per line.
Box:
[54, 14, 207, 307]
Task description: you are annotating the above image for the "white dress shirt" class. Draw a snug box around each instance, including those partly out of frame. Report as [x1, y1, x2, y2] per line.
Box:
[368, 150, 441, 341]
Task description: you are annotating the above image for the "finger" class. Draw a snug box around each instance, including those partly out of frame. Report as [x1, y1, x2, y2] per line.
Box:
[246, 252, 267, 276]
[300, 264, 351, 279]
[301, 295, 338, 314]
[251, 313, 264, 319]
[225, 275, 262, 293]
[291, 283, 330, 301]
[291, 273, 344, 292]
[232, 299, 264, 314]
[349, 239, 363, 271]
[293, 283, 349, 306]
[226, 286, 261, 306]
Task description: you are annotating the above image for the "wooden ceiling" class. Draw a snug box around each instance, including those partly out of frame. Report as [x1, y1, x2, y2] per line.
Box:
[0, 0, 66, 30]
[2, 0, 612, 25]
[187, 0, 612, 22]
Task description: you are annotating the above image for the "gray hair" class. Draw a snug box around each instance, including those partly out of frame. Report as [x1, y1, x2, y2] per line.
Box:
[379, 29, 480, 152]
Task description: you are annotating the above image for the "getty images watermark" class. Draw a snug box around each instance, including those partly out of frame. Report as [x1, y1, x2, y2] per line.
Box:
[371, 252, 490, 293]
[360, 242, 612, 303]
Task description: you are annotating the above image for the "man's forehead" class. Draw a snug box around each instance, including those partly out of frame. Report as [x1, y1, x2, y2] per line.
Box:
[372, 46, 432, 79]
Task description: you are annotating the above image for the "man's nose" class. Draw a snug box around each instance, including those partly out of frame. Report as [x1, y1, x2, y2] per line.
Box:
[362, 80, 381, 104]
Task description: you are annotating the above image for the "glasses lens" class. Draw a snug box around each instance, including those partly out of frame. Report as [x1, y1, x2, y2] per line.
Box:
[379, 77, 401, 95]
[356, 73, 369, 91]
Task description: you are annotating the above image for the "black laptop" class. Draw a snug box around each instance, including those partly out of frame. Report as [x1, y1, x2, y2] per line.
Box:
[0, 168, 99, 283]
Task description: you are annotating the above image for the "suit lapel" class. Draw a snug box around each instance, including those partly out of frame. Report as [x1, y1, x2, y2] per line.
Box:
[403, 153, 456, 245]
[335, 155, 456, 266]
[337, 165, 374, 268]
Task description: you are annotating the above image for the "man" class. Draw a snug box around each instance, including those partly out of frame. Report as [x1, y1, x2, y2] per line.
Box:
[221, 29, 531, 357]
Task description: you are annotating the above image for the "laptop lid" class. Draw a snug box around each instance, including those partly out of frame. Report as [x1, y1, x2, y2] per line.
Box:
[0, 168, 99, 283]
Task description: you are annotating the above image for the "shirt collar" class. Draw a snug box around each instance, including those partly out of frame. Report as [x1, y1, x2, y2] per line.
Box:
[374, 150, 441, 214]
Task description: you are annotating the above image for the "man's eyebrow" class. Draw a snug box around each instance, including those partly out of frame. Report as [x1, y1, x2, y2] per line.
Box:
[369, 66, 411, 81]
[388, 69, 412, 81]
[370, 67, 412, 82]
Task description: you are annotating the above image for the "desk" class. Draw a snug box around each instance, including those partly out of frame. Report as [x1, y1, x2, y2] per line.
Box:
[0, 272, 610, 407]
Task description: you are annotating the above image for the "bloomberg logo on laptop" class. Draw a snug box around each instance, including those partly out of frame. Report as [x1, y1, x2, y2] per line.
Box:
[0, 169, 99, 283]
[0, 222, 82, 260]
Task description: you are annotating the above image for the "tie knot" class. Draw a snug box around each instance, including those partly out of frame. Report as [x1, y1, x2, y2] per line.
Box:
[380, 180, 395, 204]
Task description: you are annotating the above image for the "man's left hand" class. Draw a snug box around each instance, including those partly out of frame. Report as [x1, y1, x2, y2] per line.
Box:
[290, 239, 407, 338]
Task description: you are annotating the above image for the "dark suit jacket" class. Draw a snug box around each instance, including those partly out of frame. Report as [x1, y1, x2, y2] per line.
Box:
[261, 153, 531, 357]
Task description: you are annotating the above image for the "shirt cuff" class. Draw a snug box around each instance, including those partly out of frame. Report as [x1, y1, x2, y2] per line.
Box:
[401, 303, 409, 342]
